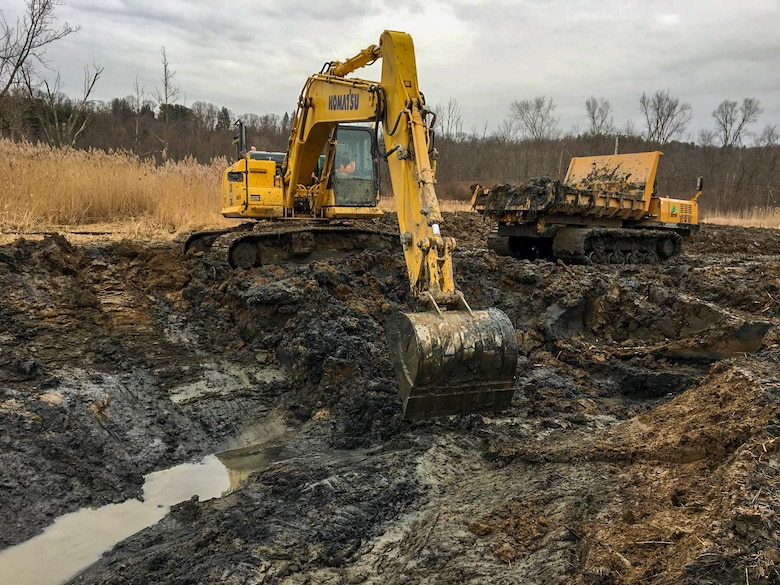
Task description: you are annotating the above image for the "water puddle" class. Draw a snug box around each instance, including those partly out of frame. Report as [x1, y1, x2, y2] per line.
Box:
[0, 443, 285, 585]
[217, 443, 287, 491]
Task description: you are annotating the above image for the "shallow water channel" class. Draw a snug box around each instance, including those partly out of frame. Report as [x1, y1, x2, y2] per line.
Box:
[0, 443, 286, 585]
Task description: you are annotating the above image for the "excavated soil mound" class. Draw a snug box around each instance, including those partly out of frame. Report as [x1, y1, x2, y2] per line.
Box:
[0, 215, 778, 584]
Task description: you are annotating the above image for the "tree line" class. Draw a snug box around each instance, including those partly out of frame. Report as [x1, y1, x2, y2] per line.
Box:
[1, 0, 778, 215]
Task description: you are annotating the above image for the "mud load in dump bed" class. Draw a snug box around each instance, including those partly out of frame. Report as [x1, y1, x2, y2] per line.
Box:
[472, 151, 702, 264]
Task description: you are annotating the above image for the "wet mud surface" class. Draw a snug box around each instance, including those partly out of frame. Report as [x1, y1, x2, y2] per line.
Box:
[1, 215, 779, 584]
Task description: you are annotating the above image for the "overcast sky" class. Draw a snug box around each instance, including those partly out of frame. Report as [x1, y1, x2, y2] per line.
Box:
[4, 0, 780, 141]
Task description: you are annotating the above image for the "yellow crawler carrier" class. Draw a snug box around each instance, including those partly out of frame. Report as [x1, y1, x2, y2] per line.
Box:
[472, 151, 701, 263]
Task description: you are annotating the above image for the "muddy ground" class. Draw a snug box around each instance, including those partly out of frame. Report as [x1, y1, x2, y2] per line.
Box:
[1, 214, 779, 584]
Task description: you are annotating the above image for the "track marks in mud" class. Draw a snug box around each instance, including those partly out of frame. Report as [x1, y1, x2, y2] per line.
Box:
[2, 217, 780, 584]
[578, 361, 780, 584]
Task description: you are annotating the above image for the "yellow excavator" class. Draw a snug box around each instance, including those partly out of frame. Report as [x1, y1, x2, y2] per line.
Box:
[182, 30, 518, 419]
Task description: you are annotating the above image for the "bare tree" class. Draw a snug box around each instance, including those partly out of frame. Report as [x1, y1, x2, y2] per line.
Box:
[129, 75, 153, 151]
[434, 97, 463, 140]
[0, 0, 78, 138]
[0, 0, 78, 99]
[509, 96, 559, 140]
[698, 129, 717, 147]
[639, 89, 692, 143]
[620, 119, 639, 138]
[241, 113, 262, 129]
[712, 98, 762, 147]
[152, 46, 179, 124]
[192, 101, 218, 131]
[130, 75, 148, 115]
[585, 96, 614, 136]
[495, 117, 516, 142]
[34, 62, 102, 147]
[471, 120, 489, 141]
[152, 46, 180, 159]
[754, 124, 778, 148]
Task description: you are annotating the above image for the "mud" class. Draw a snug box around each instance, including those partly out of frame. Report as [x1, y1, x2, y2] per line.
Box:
[0, 217, 778, 584]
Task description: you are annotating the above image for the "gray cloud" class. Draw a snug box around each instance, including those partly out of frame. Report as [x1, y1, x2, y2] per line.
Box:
[2, 0, 778, 140]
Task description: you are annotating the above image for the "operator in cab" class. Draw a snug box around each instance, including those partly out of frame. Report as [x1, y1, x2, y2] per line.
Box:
[338, 153, 356, 176]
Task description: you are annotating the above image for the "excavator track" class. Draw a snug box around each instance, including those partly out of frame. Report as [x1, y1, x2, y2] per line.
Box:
[176, 223, 254, 255]
[489, 228, 682, 264]
[181, 222, 400, 269]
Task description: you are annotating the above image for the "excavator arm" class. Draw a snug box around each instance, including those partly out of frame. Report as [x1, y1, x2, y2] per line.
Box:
[378, 32, 457, 306]
[284, 31, 518, 417]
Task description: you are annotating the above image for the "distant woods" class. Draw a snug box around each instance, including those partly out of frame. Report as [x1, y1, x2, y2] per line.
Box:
[435, 131, 779, 215]
[1, 87, 778, 216]
[432, 92, 778, 215]
[430, 92, 778, 215]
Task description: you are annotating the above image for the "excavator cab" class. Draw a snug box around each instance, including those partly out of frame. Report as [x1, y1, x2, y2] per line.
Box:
[331, 125, 380, 207]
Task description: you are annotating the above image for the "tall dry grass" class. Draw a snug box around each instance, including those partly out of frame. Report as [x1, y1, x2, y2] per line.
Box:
[1, 139, 777, 240]
[0, 139, 231, 237]
[701, 209, 780, 228]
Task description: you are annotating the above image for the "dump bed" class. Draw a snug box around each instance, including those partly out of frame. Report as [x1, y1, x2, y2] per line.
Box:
[564, 151, 661, 205]
[473, 151, 664, 222]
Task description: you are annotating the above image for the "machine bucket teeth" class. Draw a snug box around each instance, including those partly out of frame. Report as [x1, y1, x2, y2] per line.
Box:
[386, 308, 518, 419]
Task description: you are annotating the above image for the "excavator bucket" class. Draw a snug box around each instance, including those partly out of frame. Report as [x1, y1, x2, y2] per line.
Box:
[386, 308, 518, 419]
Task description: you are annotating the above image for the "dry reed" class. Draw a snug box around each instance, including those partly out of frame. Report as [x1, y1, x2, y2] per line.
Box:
[701, 209, 780, 229]
[0, 139, 231, 237]
[1, 139, 777, 240]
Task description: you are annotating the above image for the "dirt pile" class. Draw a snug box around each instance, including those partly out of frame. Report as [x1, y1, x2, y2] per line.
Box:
[0, 218, 778, 583]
